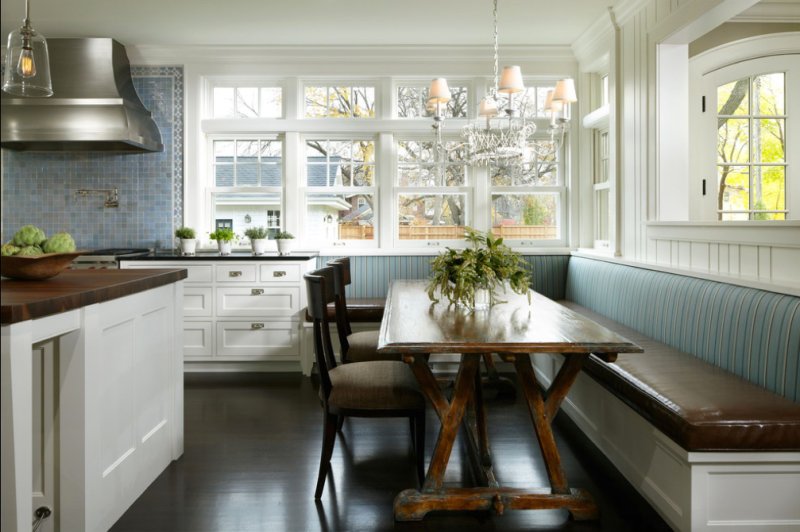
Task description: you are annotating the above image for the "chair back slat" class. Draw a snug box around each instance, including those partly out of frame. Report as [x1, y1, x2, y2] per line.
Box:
[305, 267, 338, 398]
[327, 257, 353, 341]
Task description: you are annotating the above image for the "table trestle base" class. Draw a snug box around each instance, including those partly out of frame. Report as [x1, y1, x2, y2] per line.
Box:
[394, 486, 598, 522]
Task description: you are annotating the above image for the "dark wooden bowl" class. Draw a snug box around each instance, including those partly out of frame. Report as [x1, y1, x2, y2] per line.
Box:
[1, 252, 83, 280]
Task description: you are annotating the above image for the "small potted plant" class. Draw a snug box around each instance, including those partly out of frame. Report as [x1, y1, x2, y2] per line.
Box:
[244, 226, 269, 255]
[427, 227, 531, 310]
[174, 226, 197, 256]
[209, 227, 237, 256]
[274, 231, 295, 256]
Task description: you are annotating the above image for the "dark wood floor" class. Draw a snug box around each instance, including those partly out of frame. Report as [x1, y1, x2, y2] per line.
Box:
[110, 372, 672, 532]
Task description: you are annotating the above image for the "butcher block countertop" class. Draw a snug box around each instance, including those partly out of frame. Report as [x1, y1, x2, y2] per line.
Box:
[1, 268, 188, 325]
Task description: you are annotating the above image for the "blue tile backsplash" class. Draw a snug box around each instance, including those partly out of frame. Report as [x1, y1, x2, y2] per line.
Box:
[1, 66, 184, 249]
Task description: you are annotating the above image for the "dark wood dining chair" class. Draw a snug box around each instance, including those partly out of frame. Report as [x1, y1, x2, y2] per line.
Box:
[327, 257, 399, 363]
[305, 267, 426, 500]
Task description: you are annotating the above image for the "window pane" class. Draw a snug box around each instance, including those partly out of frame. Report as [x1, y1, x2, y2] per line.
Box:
[717, 119, 749, 164]
[215, 165, 234, 187]
[328, 87, 351, 117]
[213, 88, 234, 118]
[236, 88, 259, 118]
[397, 87, 423, 118]
[718, 165, 749, 218]
[306, 194, 374, 241]
[754, 73, 784, 116]
[753, 166, 785, 220]
[397, 194, 466, 239]
[304, 87, 328, 118]
[756, 119, 785, 162]
[214, 193, 281, 234]
[236, 165, 259, 186]
[236, 140, 259, 159]
[596, 189, 609, 241]
[352, 86, 375, 118]
[491, 194, 558, 240]
[717, 79, 748, 115]
[260, 87, 282, 118]
[214, 140, 235, 159]
[490, 142, 558, 186]
[447, 86, 469, 118]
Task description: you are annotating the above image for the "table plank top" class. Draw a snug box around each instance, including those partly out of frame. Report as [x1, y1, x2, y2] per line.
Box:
[377, 280, 643, 356]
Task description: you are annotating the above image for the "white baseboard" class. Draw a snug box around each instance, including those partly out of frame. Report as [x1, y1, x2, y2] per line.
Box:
[532, 355, 800, 532]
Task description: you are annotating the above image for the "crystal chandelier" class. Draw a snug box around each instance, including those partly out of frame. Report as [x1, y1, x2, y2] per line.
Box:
[431, 0, 577, 167]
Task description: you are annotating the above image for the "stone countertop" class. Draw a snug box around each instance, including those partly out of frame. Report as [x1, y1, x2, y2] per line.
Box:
[123, 251, 318, 261]
[1, 268, 188, 324]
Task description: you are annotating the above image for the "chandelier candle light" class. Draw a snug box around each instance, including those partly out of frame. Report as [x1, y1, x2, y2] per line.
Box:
[3, 0, 53, 97]
[429, 0, 577, 166]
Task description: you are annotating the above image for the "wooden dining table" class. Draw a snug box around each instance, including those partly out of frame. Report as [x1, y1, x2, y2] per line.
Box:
[376, 280, 643, 522]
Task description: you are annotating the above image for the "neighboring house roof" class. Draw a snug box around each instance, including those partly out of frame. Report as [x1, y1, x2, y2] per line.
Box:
[341, 203, 373, 222]
[215, 155, 346, 188]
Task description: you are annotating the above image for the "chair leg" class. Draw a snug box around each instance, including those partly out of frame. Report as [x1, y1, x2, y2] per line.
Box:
[315, 412, 338, 500]
[336, 415, 345, 432]
[413, 412, 425, 487]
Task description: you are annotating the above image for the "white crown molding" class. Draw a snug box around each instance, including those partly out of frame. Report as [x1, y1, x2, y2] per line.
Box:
[126, 44, 577, 66]
[612, 0, 652, 26]
[572, 7, 614, 69]
[732, 2, 800, 23]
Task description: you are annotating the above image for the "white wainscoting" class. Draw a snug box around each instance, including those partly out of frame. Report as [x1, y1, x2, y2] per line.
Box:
[646, 222, 800, 289]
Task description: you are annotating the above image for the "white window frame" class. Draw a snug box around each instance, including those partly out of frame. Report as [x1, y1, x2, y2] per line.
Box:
[300, 134, 379, 250]
[486, 133, 569, 248]
[392, 134, 473, 249]
[301, 79, 379, 120]
[205, 134, 284, 248]
[690, 33, 799, 222]
[204, 77, 286, 119]
[393, 78, 472, 120]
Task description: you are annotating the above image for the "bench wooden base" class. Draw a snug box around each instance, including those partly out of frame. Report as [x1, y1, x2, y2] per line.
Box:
[532, 354, 800, 532]
[394, 487, 597, 521]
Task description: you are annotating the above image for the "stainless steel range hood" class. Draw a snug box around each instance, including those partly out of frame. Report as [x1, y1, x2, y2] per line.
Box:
[1, 38, 163, 152]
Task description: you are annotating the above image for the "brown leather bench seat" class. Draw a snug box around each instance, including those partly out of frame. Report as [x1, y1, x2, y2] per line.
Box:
[559, 300, 800, 452]
[305, 298, 385, 323]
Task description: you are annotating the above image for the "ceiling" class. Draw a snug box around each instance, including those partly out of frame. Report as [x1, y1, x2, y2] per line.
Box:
[1, 0, 617, 47]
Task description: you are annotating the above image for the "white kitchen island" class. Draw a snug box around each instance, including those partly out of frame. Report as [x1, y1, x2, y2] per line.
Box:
[1, 268, 186, 532]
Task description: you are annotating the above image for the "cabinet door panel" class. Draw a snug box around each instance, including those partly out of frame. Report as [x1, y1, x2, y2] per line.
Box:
[183, 287, 213, 317]
[216, 287, 300, 317]
[216, 321, 299, 358]
[184, 321, 213, 357]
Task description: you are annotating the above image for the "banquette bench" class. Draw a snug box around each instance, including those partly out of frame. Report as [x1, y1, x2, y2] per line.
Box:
[302, 254, 800, 531]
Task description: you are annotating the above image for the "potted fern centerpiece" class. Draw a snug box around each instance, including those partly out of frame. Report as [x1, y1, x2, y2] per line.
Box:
[244, 226, 269, 255]
[209, 228, 237, 256]
[174, 226, 197, 256]
[427, 228, 531, 310]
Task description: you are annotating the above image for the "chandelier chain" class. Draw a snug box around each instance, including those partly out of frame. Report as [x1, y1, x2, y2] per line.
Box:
[492, 0, 499, 98]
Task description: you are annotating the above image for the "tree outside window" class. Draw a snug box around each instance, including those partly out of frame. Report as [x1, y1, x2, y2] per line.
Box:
[717, 73, 786, 220]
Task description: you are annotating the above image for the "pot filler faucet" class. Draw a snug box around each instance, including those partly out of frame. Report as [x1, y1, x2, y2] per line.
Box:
[76, 187, 119, 208]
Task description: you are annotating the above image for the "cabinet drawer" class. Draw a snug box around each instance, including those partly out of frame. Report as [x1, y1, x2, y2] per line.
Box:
[216, 287, 301, 317]
[216, 264, 257, 283]
[216, 321, 299, 358]
[183, 287, 213, 317]
[184, 321, 213, 357]
[183, 264, 214, 283]
[259, 264, 301, 283]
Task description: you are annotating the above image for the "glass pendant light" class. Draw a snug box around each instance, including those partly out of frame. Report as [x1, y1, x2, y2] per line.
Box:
[3, 0, 53, 97]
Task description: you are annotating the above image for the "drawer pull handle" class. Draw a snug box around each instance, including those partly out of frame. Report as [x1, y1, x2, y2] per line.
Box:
[273, 271, 287, 277]
[251, 288, 264, 295]
[229, 271, 243, 278]
[251, 323, 265, 330]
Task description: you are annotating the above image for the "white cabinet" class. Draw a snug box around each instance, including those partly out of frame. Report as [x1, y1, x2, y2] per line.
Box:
[122, 258, 316, 371]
